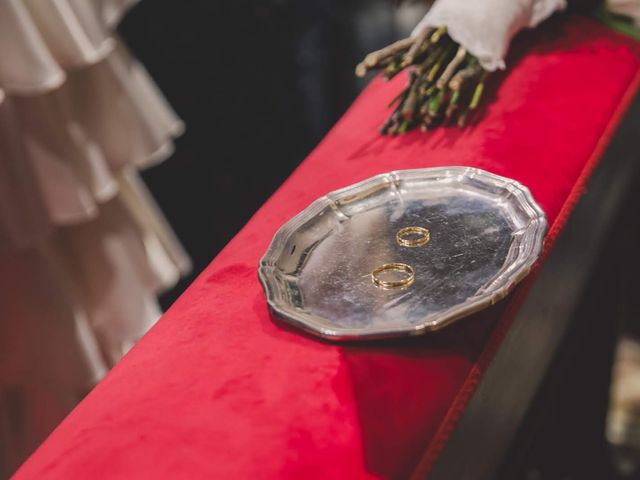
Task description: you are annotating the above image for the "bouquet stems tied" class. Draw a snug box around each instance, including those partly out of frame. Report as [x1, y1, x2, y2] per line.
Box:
[355, 27, 491, 134]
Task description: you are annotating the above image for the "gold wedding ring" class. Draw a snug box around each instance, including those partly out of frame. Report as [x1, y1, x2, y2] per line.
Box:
[371, 263, 415, 289]
[396, 226, 430, 247]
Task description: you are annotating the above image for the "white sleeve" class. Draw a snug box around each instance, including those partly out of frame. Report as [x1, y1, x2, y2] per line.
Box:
[411, 0, 567, 71]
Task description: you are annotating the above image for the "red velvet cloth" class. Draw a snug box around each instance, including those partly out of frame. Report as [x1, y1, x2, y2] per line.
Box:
[16, 17, 640, 479]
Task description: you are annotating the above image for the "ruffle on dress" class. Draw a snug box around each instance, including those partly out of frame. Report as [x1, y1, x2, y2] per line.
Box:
[0, 0, 190, 474]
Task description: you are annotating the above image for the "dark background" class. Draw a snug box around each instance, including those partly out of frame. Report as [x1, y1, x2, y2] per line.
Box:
[118, 0, 426, 306]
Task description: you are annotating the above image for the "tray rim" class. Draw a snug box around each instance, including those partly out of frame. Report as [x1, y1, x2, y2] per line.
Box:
[258, 166, 548, 341]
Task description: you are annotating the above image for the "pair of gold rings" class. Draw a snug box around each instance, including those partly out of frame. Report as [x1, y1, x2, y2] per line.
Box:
[371, 226, 430, 290]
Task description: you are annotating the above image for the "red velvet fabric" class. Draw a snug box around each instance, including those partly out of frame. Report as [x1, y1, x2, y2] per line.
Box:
[16, 17, 640, 479]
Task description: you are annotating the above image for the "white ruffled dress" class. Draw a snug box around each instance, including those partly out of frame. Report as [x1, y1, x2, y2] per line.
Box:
[0, 0, 190, 473]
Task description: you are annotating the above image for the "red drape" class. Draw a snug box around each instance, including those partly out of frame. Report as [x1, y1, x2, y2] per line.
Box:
[16, 16, 640, 479]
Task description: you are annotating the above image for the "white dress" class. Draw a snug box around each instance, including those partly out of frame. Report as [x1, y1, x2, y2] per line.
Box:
[0, 0, 190, 474]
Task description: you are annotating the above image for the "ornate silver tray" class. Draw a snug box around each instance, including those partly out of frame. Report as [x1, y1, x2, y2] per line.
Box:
[259, 167, 547, 341]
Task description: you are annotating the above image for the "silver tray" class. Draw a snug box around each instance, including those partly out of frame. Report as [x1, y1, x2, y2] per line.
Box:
[259, 167, 547, 341]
